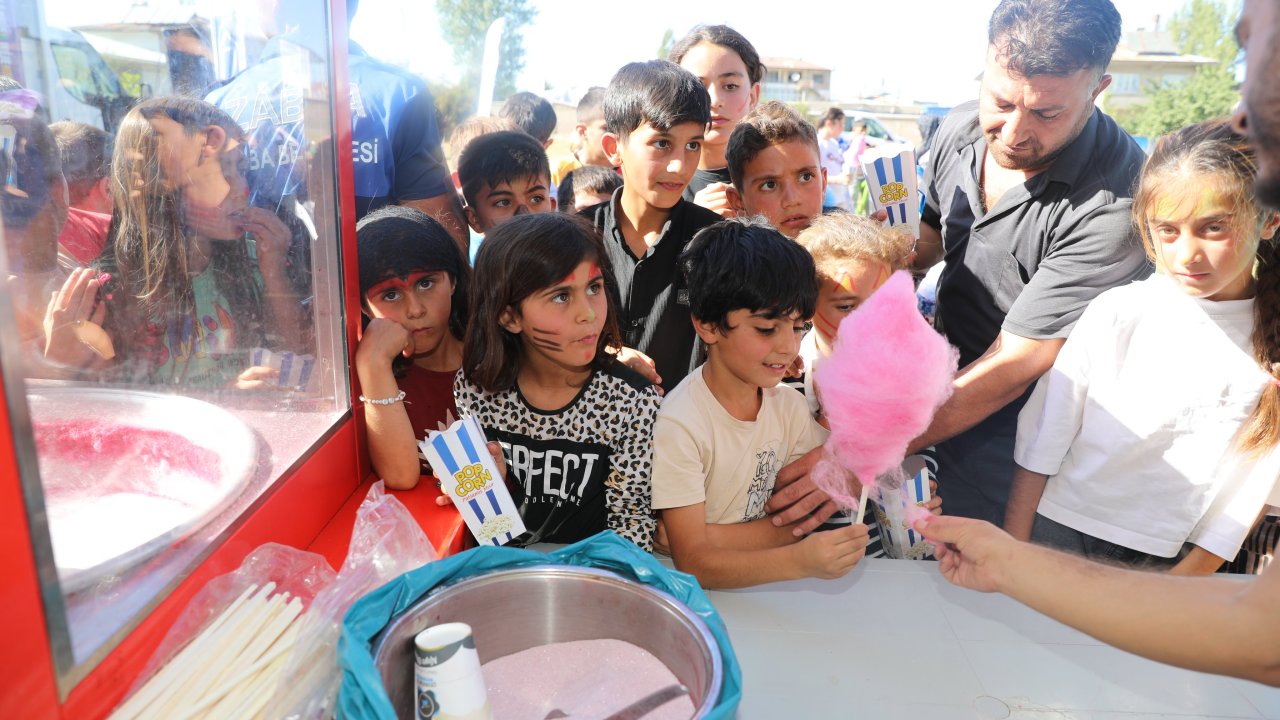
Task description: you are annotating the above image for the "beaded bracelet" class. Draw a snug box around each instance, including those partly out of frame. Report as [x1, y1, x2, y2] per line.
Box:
[359, 390, 407, 405]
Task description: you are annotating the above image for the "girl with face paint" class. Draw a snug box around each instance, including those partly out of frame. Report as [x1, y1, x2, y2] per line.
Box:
[455, 212, 662, 549]
[1005, 119, 1280, 577]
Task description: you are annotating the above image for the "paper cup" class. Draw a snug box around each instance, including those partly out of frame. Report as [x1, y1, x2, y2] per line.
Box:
[418, 416, 526, 546]
[414, 623, 492, 720]
[870, 456, 934, 560]
[860, 144, 921, 239]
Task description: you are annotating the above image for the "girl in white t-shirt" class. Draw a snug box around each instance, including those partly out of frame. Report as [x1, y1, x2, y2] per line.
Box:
[1007, 119, 1280, 575]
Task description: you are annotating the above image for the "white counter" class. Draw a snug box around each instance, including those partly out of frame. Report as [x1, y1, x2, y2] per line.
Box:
[708, 558, 1280, 719]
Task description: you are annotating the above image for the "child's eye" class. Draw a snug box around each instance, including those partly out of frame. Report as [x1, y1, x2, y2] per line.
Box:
[380, 289, 402, 303]
[724, 83, 740, 92]
[1204, 222, 1227, 234]
[530, 194, 547, 205]
[799, 171, 815, 183]
[493, 198, 511, 208]
[795, 321, 813, 335]
[551, 291, 570, 303]
[835, 303, 857, 313]
[685, 141, 701, 152]
[755, 326, 776, 336]
[653, 139, 671, 150]
[416, 277, 436, 291]
[757, 180, 777, 192]
[587, 280, 604, 295]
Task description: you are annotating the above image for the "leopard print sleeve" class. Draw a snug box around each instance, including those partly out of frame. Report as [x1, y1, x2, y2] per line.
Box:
[605, 377, 661, 551]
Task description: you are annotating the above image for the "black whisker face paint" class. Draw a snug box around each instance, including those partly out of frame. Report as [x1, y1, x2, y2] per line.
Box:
[528, 327, 564, 350]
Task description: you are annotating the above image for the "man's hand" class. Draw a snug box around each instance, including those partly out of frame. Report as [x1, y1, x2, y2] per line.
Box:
[794, 523, 868, 579]
[766, 446, 844, 535]
[613, 345, 663, 390]
[916, 515, 1015, 593]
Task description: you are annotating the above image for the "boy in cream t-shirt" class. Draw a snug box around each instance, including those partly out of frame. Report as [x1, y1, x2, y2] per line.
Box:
[651, 218, 869, 588]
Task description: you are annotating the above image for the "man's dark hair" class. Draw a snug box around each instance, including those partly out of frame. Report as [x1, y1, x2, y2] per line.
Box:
[558, 165, 623, 211]
[681, 216, 818, 331]
[726, 101, 819, 190]
[988, 0, 1122, 76]
[499, 91, 557, 145]
[576, 86, 606, 122]
[456, 130, 551, 210]
[819, 107, 846, 128]
[604, 60, 711, 138]
[669, 25, 765, 85]
[357, 204, 470, 343]
[50, 121, 110, 204]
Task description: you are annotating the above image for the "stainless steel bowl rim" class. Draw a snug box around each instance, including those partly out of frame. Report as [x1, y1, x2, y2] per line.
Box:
[373, 563, 724, 718]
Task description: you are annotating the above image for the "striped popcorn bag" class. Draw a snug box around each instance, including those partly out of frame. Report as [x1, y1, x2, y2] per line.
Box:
[418, 416, 526, 546]
[860, 143, 921, 240]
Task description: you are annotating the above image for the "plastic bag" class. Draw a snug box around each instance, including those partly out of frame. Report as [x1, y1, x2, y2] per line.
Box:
[264, 481, 438, 719]
[336, 531, 743, 719]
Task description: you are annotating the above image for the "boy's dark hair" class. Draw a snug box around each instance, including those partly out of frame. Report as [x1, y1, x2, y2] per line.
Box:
[464, 212, 623, 392]
[499, 91, 557, 145]
[668, 25, 765, 85]
[604, 60, 710, 138]
[456, 130, 552, 210]
[726, 101, 820, 190]
[50, 121, 110, 204]
[557, 165, 623, 211]
[681, 216, 818, 331]
[357, 205, 470, 342]
[988, 0, 1121, 77]
[819, 107, 845, 127]
[576, 86, 606, 122]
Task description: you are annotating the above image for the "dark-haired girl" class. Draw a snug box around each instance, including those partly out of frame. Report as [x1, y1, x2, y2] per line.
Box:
[455, 212, 660, 549]
[670, 24, 762, 217]
[355, 205, 470, 490]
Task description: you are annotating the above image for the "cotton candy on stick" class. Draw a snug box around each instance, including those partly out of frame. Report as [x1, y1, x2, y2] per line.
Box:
[812, 270, 958, 512]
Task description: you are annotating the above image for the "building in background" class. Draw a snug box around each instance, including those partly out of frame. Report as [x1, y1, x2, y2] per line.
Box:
[760, 56, 830, 102]
[1101, 27, 1218, 113]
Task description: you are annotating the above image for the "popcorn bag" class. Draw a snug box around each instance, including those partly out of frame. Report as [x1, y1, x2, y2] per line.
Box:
[251, 347, 316, 390]
[418, 416, 525, 546]
[860, 144, 921, 239]
[870, 456, 934, 560]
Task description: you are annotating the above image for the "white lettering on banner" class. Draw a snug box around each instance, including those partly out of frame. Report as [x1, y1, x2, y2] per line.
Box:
[352, 139, 380, 165]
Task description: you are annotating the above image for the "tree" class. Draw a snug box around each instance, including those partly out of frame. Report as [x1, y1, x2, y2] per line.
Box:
[1167, 0, 1239, 64]
[1114, 0, 1239, 138]
[436, 0, 537, 103]
[657, 29, 675, 60]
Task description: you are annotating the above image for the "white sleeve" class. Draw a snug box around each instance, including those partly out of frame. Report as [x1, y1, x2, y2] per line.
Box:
[1013, 297, 1108, 476]
[1188, 448, 1280, 559]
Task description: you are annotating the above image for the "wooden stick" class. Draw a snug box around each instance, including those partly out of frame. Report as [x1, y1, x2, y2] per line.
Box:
[855, 485, 870, 526]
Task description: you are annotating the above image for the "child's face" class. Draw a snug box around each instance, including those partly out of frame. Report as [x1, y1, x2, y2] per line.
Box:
[696, 309, 810, 391]
[729, 139, 826, 238]
[813, 259, 891, 344]
[465, 174, 556, 234]
[364, 271, 456, 356]
[576, 115, 611, 167]
[502, 260, 608, 371]
[603, 121, 704, 211]
[573, 188, 614, 212]
[1148, 181, 1280, 302]
[678, 42, 760, 150]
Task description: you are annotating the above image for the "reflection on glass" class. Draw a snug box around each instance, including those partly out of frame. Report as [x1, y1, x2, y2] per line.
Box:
[0, 0, 348, 690]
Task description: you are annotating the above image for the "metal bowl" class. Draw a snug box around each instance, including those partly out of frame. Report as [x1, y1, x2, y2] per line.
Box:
[372, 565, 723, 719]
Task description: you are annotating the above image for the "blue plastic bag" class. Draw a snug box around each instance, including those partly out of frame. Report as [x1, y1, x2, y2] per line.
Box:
[337, 531, 742, 719]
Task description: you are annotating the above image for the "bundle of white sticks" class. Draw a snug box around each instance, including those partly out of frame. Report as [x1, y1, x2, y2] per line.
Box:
[110, 582, 305, 720]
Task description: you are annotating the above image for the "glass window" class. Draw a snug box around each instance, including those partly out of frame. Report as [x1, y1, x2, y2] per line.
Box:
[0, 0, 348, 693]
[1112, 72, 1143, 95]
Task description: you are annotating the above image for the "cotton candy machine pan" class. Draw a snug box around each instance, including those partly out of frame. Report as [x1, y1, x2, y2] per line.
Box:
[26, 387, 259, 594]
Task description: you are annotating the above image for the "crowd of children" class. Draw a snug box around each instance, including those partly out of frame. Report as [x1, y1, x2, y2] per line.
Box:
[16, 15, 1280, 591]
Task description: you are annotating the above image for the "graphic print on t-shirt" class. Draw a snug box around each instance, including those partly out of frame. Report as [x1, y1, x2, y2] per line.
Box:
[745, 441, 783, 521]
[489, 431, 613, 544]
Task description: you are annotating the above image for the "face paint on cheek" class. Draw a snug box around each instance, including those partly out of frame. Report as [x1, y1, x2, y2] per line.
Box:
[814, 310, 841, 339]
[527, 326, 565, 351]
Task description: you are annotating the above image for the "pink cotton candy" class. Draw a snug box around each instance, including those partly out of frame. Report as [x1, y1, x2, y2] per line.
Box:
[813, 271, 959, 507]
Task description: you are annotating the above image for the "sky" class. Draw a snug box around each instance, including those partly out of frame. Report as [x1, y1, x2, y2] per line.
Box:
[44, 0, 1198, 108]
